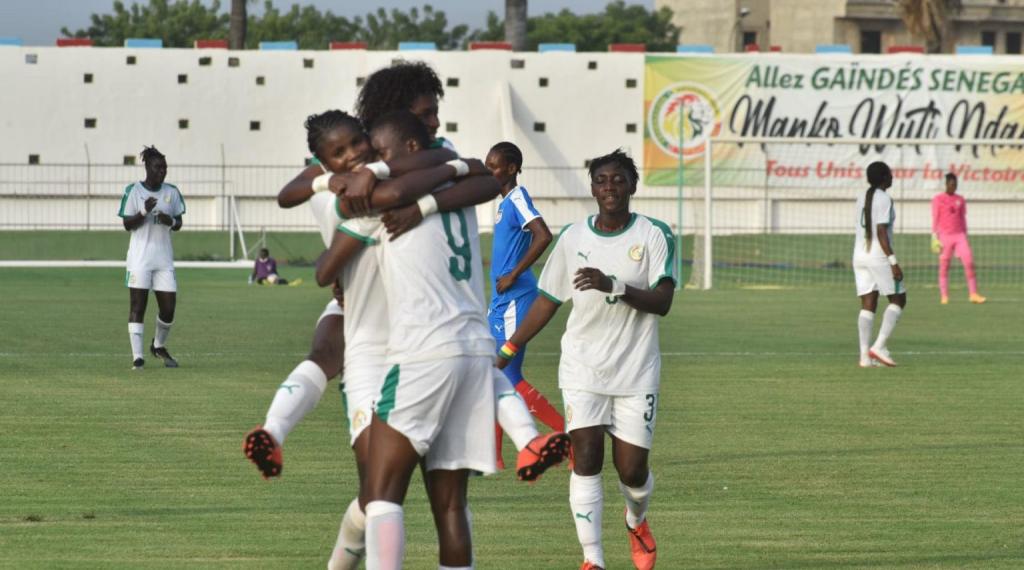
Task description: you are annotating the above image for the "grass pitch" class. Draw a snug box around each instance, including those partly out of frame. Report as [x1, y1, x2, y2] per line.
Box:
[2, 259, 1023, 568]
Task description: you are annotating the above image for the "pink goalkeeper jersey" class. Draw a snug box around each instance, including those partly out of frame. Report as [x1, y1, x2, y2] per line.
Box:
[932, 192, 968, 235]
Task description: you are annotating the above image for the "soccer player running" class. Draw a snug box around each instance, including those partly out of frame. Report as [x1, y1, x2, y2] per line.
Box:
[497, 149, 675, 570]
[485, 142, 565, 467]
[117, 146, 184, 370]
[932, 173, 986, 305]
[854, 162, 906, 368]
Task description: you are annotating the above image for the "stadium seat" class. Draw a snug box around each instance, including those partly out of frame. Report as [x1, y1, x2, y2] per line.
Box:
[329, 42, 368, 50]
[0, 37, 24, 46]
[124, 38, 163, 48]
[887, 45, 924, 54]
[815, 44, 852, 54]
[398, 42, 437, 51]
[57, 38, 93, 47]
[956, 45, 994, 55]
[469, 41, 512, 50]
[194, 39, 228, 49]
[538, 43, 576, 53]
[676, 44, 714, 54]
[609, 43, 645, 53]
[259, 41, 298, 51]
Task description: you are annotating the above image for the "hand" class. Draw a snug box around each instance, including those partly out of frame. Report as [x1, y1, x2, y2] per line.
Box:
[891, 264, 904, 282]
[495, 273, 517, 294]
[494, 354, 510, 369]
[381, 204, 424, 240]
[930, 234, 942, 254]
[574, 267, 612, 293]
[332, 280, 345, 306]
[339, 168, 377, 215]
[465, 158, 488, 176]
[144, 197, 157, 214]
[155, 212, 174, 226]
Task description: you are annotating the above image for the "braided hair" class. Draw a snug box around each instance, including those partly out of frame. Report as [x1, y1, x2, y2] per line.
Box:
[355, 61, 444, 131]
[304, 110, 363, 159]
[489, 142, 523, 174]
[588, 148, 639, 187]
[863, 161, 892, 252]
[370, 110, 431, 150]
[140, 145, 165, 164]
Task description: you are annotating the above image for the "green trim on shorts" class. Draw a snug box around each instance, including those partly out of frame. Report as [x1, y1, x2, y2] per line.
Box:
[339, 382, 350, 431]
[125, 270, 130, 287]
[377, 365, 400, 423]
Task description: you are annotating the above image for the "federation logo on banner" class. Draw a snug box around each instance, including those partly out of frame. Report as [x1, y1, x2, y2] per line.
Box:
[647, 82, 723, 159]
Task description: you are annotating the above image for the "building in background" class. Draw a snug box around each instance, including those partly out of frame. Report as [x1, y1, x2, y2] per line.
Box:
[658, 0, 1024, 53]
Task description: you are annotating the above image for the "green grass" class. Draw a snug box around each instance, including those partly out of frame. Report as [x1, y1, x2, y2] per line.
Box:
[2, 264, 1023, 569]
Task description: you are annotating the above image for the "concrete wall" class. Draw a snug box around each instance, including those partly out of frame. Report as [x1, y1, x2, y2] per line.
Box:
[660, 0, 738, 53]
[771, 0, 847, 53]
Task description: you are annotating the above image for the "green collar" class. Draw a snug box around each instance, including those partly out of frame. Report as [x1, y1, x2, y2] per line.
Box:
[587, 213, 636, 237]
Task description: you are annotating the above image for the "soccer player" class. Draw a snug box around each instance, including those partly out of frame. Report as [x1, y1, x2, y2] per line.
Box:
[497, 149, 676, 570]
[485, 142, 564, 466]
[249, 248, 300, 286]
[854, 161, 906, 368]
[932, 173, 986, 305]
[117, 146, 184, 370]
[346, 111, 502, 570]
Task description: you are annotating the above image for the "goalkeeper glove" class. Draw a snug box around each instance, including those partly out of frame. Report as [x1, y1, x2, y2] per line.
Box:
[930, 234, 942, 254]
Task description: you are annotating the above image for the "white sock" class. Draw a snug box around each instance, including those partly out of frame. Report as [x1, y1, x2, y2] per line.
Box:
[365, 501, 404, 570]
[872, 305, 903, 351]
[153, 317, 172, 349]
[263, 360, 327, 446]
[328, 499, 366, 570]
[570, 473, 604, 568]
[858, 310, 874, 358]
[493, 369, 537, 450]
[128, 322, 144, 360]
[619, 471, 654, 529]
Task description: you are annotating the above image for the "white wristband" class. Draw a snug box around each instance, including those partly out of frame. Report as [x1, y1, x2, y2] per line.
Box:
[610, 277, 626, 297]
[446, 159, 469, 177]
[887, 255, 899, 266]
[365, 161, 390, 180]
[417, 194, 439, 218]
[312, 172, 332, 193]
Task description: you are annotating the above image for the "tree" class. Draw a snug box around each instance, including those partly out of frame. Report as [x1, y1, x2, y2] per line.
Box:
[229, 0, 247, 49]
[61, 0, 228, 47]
[898, 0, 963, 53]
[505, 0, 527, 51]
[360, 5, 469, 50]
[245, 1, 361, 49]
[472, 1, 680, 52]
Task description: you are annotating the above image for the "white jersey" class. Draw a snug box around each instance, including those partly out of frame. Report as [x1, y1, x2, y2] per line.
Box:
[853, 188, 895, 261]
[344, 207, 493, 364]
[309, 191, 342, 248]
[117, 181, 186, 272]
[538, 214, 677, 395]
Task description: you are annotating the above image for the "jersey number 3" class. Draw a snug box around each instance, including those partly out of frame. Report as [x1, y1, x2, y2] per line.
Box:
[442, 210, 472, 281]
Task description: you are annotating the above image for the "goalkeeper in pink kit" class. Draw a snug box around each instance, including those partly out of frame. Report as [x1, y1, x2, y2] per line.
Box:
[931, 173, 986, 305]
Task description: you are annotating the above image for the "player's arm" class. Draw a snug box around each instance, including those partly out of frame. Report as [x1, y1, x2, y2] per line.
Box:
[278, 165, 326, 208]
[315, 230, 367, 287]
[381, 173, 501, 239]
[340, 148, 459, 215]
[497, 217, 553, 293]
[122, 196, 157, 231]
[876, 222, 903, 282]
[496, 296, 561, 369]
[575, 269, 675, 316]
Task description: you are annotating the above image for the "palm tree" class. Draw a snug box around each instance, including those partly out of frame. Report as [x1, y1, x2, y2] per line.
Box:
[897, 0, 963, 53]
[229, 0, 247, 50]
[505, 0, 527, 51]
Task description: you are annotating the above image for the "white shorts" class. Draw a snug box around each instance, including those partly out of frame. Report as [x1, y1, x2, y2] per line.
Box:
[125, 268, 176, 292]
[563, 389, 659, 450]
[342, 363, 387, 445]
[317, 298, 344, 325]
[853, 259, 906, 296]
[375, 355, 496, 474]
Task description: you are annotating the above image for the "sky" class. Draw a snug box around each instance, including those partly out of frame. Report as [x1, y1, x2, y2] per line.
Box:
[0, 0, 653, 45]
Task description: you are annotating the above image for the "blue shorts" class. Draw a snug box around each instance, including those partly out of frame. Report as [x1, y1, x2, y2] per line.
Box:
[488, 291, 537, 386]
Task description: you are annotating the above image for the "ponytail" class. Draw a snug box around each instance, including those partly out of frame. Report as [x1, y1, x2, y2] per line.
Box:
[863, 186, 877, 252]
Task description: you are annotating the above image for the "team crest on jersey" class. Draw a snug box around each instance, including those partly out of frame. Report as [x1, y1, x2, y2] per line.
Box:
[565, 404, 573, 424]
[352, 409, 368, 431]
[629, 245, 645, 261]
[495, 208, 503, 224]
[163, 193, 171, 203]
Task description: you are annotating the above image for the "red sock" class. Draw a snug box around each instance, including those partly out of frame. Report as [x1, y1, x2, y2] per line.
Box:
[515, 380, 565, 432]
[494, 424, 505, 470]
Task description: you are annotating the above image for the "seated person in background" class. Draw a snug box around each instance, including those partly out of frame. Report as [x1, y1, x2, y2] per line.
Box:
[250, 248, 301, 286]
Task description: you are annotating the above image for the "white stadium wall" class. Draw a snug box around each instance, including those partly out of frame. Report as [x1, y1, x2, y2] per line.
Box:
[1, 46, 1022, 237]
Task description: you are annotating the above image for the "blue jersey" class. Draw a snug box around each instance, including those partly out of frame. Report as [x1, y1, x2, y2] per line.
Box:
[490, 185, 543, 304]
